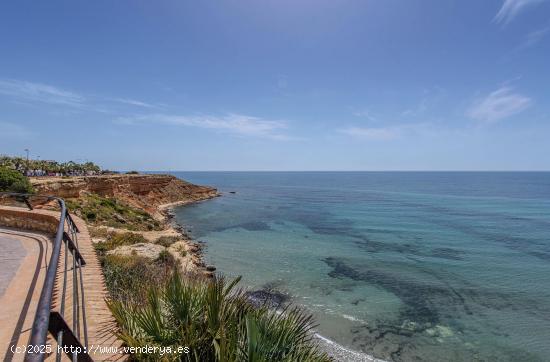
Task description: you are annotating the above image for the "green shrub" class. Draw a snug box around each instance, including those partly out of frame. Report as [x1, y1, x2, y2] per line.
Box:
[176, 244, 187, 257]
[155, 235, 180, 247]
[109, 231, 148, 245]
[102, 254, 177, 304]
[94, 231, 148, 256]
[156, 249, 177, 267]
[88, 227, 110, 238]
[0, 167, 33, 193]
[108, 273, 331, 361]
[66, 194, 162, 231]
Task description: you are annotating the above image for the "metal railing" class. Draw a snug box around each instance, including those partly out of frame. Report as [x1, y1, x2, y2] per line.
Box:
[0, 193, 92, 362]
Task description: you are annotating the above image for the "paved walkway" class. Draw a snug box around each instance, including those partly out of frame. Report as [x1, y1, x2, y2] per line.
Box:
[0, 235, 27, 297]
[0, 228, 51, 361]
[0, 207, 122, 361]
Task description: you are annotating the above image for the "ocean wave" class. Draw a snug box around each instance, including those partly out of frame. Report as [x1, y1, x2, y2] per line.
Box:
[342, 313, 368, 323]
[314, 333, 386, 362]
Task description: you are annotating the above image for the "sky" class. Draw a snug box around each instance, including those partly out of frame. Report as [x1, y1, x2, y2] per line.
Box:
[0, 0, 549, 171]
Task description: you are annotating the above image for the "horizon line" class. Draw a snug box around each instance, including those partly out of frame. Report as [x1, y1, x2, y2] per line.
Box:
[137, 170, 550, 173]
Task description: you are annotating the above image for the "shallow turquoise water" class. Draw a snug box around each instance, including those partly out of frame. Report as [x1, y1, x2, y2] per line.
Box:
[170, 172, 550, 362]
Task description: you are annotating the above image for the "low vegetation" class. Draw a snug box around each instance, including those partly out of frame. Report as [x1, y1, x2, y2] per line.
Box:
[0, 166, 33, 193]
[101, 254, 177, 304]
[176, 244, 188, 257]
[108, 273, 332, 362]
[94, 231, 149, 256]
[96, 231, 331, 361]
[66, 194, 162, 231]
[155, 235, 181, 247]
[94, 230, 178, 302]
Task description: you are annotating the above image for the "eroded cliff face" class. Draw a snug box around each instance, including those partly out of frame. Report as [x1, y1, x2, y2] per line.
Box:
[31, 174, 218, 216]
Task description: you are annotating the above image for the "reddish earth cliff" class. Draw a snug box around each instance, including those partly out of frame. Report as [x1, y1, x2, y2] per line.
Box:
[27, 173, 219, 275]
[30, 174, 218, 216]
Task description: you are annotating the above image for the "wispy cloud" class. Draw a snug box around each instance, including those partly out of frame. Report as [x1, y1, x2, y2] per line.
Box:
[521, 26, 550, 48]
[352, 109, 380, 122]
[117, 113, 292, 140]
[494, 0, 546, 25]
[0, 79, 85, 107]
[467, 86, 532, 123]
[339, 126, 400, 140]
[338, 122, 434, 141]
[114, 98, 160, 109]
[401, 87, 446, 117]
[0, 78, 165, 113]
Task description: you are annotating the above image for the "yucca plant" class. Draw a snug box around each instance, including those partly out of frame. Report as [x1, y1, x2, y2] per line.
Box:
[107, 273, 332, 362]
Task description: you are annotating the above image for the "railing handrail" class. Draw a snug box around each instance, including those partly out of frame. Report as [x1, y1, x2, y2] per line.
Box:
[0, 192, 91, 362]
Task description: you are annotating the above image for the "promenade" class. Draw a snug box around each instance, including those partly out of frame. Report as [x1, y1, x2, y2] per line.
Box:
[0, 207, 121, 361]
[0, 228, 51, 361]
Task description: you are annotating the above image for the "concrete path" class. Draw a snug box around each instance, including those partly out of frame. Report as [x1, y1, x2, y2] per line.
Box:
[0, 228, 50, 361]
[0, 235, 27, 297]
[0, 207, 122, 361]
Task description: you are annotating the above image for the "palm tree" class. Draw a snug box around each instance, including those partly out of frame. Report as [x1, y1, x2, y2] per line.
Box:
[108, 274, 331, 362]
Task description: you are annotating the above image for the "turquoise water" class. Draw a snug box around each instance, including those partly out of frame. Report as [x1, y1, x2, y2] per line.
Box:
[170, 172, 550, 362]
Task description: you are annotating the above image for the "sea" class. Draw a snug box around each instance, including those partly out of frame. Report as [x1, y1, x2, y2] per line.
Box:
[167, 172, 550, 362]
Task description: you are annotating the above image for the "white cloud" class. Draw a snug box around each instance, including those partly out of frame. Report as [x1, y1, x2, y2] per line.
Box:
[494, 0, 546, 25]
[114, 98, 160, 109]
[0, 78, 164, 113]
[352, 109, 381, 122]
[521, 26, 550, 48]
[339, 126, 399, 140]
[339, 122, 438, 141]
[467, 86, 532, 123]
[117, 113, 292, 140]
[399, 87, 446, 118]
[0, 79, 85, 107]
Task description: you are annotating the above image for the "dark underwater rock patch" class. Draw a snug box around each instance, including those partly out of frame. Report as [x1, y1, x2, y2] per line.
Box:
[430, 247, 465, 260]
[212, 220, 272, 233]
[408, 208, 550, 262]
[350, 297, 366, 305]
[246, 286, 290, 309]
[323, 257, 444, 325]
[527, 250, 550, 261]
[238, 221, 272, 231]
[354, 236, 421, 254]
[322, 255, 550, 359]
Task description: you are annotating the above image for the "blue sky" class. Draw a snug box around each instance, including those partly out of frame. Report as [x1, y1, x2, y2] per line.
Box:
[0, 0, 549, 171]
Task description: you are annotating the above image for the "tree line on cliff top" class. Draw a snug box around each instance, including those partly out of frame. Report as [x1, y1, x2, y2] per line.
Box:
[0, 155, 103, 176]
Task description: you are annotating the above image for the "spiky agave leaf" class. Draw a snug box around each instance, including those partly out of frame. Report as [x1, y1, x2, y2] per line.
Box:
[242, 306, 330, 362]
[107, 273, 332, 362]
[164, 271, 205, 328]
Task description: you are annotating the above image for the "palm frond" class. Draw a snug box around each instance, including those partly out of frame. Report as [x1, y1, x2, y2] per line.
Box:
[108, 273, 332, 362]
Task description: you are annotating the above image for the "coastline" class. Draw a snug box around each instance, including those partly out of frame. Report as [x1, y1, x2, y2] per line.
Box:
[31, 174, 221, 276]
[157, 191, 221, 211]
[30, 174, 384, 361]
[26, 172, 550, 361]
[166, 194, 385, 362]
[153, 193, 221, 276]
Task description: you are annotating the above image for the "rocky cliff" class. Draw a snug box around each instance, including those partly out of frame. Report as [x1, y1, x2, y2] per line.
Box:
[31, 174, 218, 216]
